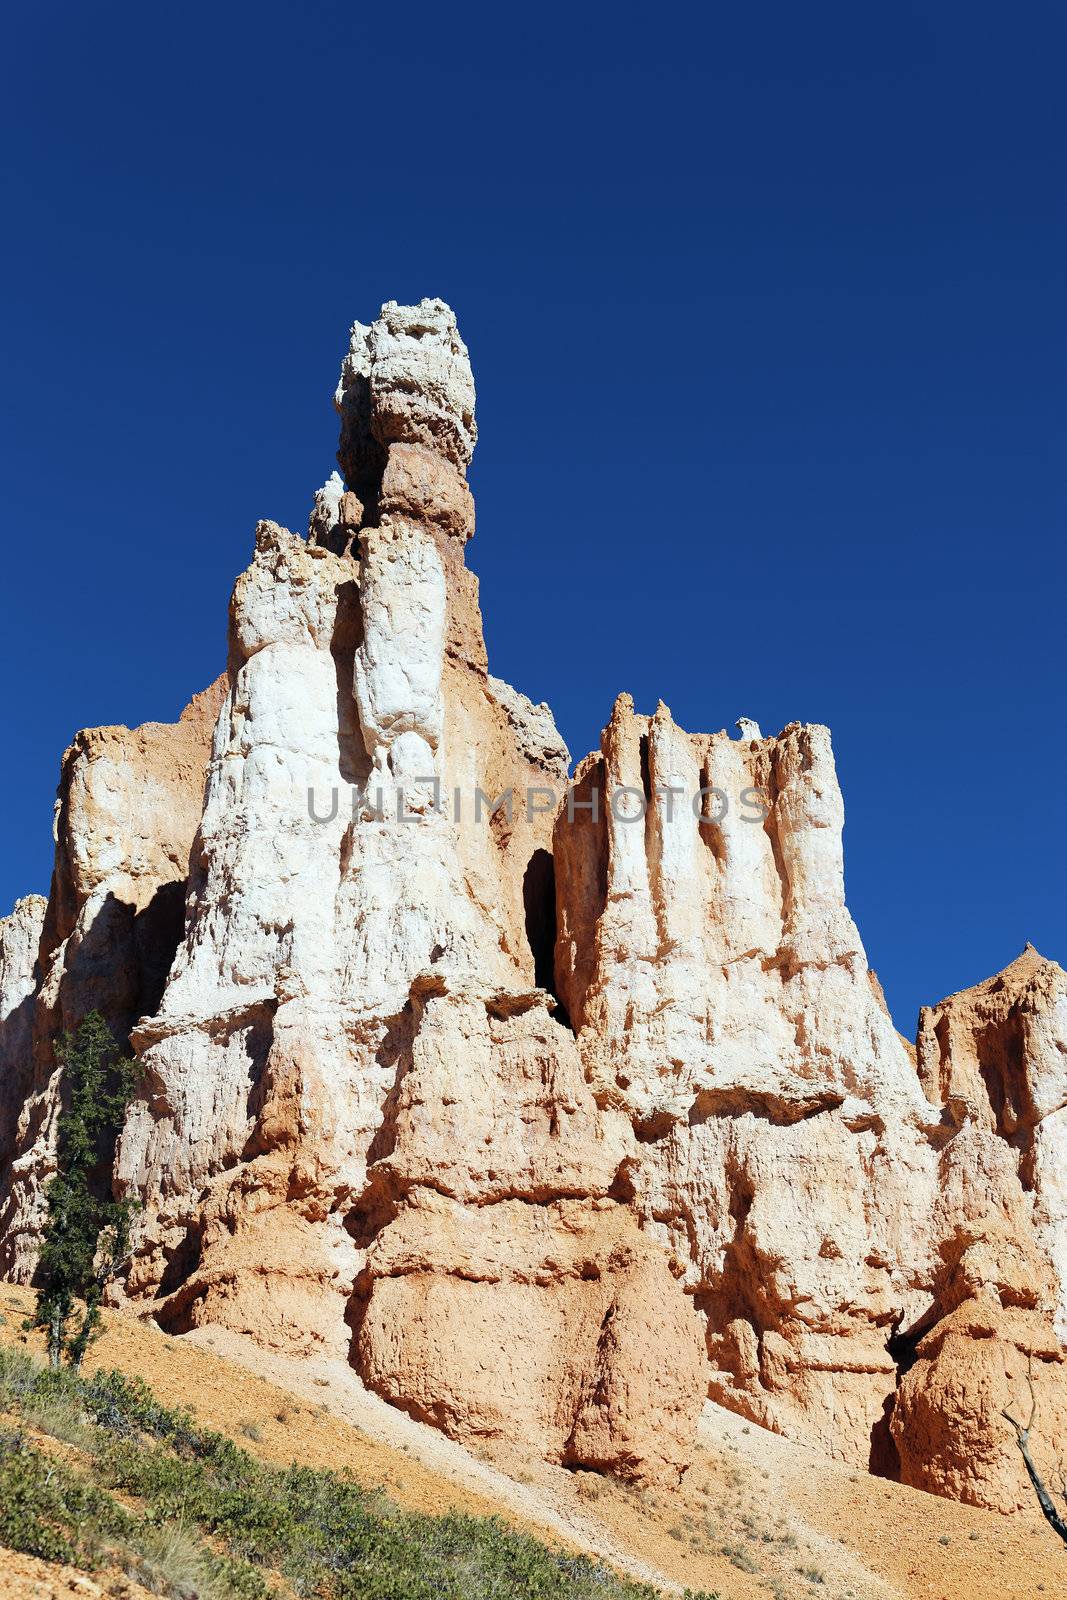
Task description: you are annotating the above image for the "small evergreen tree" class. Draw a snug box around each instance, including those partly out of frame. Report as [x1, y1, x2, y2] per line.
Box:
[30, 1011, 139, 1369]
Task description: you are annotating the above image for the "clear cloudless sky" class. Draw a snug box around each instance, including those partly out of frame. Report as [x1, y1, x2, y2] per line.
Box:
[1, 1, 1063, 1033]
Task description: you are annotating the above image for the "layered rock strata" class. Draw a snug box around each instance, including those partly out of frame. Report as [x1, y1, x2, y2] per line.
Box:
[0, 297, 1064, 1503]
[553, 697, 941, 1468]
[0, 896, 47, 1184]
[890, 950, 1067, 1507]
[0, 685, 224, 1279]
[103, 299, 703, 1478]
[552, 695, 1067, 1505]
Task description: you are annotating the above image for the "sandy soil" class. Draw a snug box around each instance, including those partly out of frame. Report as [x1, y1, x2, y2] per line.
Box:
[0, 1284, 1060, 1600]
[0, 1548, 155, 1600]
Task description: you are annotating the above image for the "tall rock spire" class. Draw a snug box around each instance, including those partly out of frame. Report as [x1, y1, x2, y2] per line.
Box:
[333, 297, 476, 535]
[0, 300, 1064, 1506]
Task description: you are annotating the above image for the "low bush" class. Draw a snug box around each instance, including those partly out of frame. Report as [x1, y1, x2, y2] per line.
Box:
[0, 1348, 721, 1600]
[0, 1428, 133, 1566]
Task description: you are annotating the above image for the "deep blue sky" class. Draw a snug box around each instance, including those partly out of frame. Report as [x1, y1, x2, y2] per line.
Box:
[1, 2, 1063, 1034]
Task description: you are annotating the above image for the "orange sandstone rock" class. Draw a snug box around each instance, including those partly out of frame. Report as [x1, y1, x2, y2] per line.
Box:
[1, 299, 1063, 1504]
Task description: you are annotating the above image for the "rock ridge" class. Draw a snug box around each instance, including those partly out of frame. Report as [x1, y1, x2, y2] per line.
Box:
[0, 298, 1063, 1504]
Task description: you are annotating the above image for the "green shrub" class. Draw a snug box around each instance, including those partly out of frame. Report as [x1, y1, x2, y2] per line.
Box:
[0, 1348, 723, 1600]
[128, 1521, 269, 1600]
[0, 1428, 133, 1566]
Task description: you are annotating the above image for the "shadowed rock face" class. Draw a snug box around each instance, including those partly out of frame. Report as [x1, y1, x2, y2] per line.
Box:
[552, 689, 1067, 1506]
[917, 946, 1067, 1331]
[0, 298, 1064, 1501]
[0, 684, 225, 1282]
[888, 949, 1067, 1508]
[93, 299, 702, 1483]
[550, 694, 1067, 1504]
[0, 896, 47, 1176]
[553, 696, 941, 1468]
[337, 300, 476, 471]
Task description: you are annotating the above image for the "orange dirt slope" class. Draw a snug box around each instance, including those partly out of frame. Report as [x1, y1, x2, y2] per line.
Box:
[0, 1284, 1061, 1600]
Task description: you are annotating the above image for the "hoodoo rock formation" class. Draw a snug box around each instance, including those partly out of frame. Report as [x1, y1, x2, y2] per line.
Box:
[0, 684, 225, 1280]
[0, 298, 1064, 1503]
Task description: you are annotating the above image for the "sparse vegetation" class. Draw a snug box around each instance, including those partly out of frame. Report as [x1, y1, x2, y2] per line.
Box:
[0, 1344, 723, 1600]
[720, 1542, 758, 1573]
[133, 1520, 247, 1600]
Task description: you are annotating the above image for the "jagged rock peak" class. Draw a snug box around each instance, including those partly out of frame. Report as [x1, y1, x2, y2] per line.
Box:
[3, 294, 1066, 1511]
[335, 299, 477, 507]
[486, 675, 570, 780]
[307, 472, 365, 557]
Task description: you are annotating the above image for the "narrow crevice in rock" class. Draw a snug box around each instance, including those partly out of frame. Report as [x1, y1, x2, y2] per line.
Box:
[2, 298, 1064, 1508]
[522, 848, 559, 997]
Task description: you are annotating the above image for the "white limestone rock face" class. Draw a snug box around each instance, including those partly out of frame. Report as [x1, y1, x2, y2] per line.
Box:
[486, 675, 570, 781]
[336, 297, 477, 482]
[307, 471, 345, 546]
[113, 522, 372, 1346]
[556, 698, 929, 1123]
[3, 295, 1064, 1504]
[554, 694, 945, 1466]
[0, 897, 46, 1059]
[556, 697, 947, 1465]
[552, 694, 1067, 1505]
[104, 300, 702, 1480]
[354, 522, 446, 814]
[0, 895, 47, 1179]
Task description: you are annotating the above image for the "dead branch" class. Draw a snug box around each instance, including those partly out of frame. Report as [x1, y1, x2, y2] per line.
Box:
[1002, 1357, 1067, 1548]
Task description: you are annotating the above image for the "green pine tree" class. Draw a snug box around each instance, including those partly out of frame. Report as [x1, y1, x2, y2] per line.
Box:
[29, 1012, 139, 1369]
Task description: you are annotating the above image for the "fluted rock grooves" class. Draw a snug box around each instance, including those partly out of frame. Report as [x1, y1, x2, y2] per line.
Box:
[1, 299, 1064, 1502]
